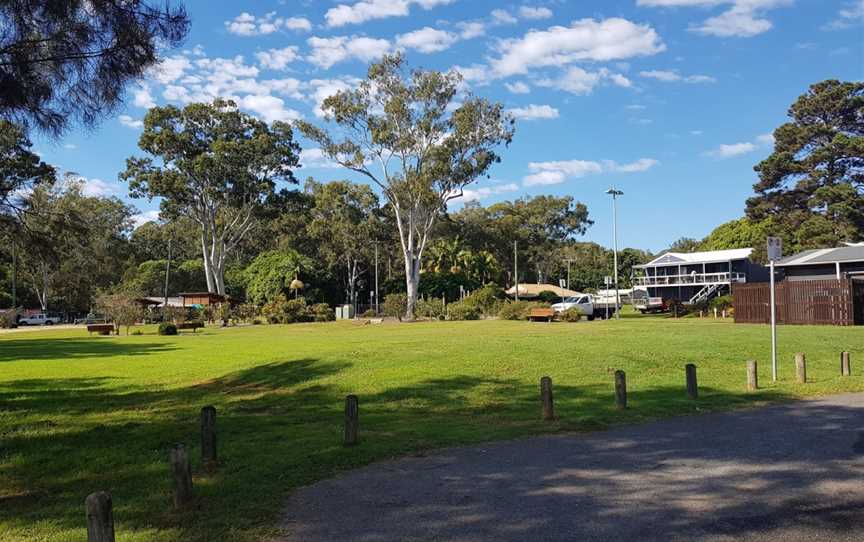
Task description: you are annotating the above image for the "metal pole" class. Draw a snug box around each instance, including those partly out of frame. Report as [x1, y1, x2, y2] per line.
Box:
[611, 190, 621, 320]
[514, 241, 519, 301]
[11, 240, 17, 313]
[374, 242, 379, 315]
[163, 236, 173, 317]
[770, 260, 777, 382]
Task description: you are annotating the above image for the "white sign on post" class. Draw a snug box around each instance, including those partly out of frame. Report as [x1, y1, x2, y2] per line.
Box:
[559, 279, 567, 289]
[767, 237, 783, 262]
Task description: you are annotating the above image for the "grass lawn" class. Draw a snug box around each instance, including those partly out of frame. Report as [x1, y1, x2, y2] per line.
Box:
[1, 316, 861, 541]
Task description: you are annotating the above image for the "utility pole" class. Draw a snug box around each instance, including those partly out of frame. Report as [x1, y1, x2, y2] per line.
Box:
[163, 235, 173, 317]
[374, 242, 379, 315]
[564, 258, 577, 290]
[513, 240, 519, 301]
[11, 240, 17, 315]
[606, 187, 624, 320]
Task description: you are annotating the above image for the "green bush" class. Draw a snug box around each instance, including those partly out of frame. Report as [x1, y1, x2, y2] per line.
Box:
[261, 295, 310, 324]
[310, 303, 334, 322]
[462, 283, 504, 315]
[446, 301, 480, 321]
[361, 309, 377, 318]
[0, 311, 17, 329]
[709, 294, 733, 312]
[382, 293, 408, 319]
[537, 290, 560, 303]
[131, 329, 144, 336]
[559, 307, 583, 322]
[158, 322, 178, 336]
[416, 297, 445, 320]
[497, 300, 546, 320]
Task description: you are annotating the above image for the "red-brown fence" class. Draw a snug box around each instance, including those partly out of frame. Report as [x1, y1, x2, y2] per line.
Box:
[732, 278, 860, 326]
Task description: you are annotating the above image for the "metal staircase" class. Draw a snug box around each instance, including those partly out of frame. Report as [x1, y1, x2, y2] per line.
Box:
[688, 283, 721, 305]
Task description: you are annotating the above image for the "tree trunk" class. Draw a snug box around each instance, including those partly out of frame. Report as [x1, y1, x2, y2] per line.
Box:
[200, 231, 215, 293]
[404, 254, 420, 320]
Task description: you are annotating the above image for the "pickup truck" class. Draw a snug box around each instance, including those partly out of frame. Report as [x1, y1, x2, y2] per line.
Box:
[632, 290, 666, 313]
[18, 313, 62, 326]
[551, 294, 618, 321]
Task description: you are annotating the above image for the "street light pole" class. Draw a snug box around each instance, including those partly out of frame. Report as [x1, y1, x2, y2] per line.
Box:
[564, 258, 577, 291]
[606, 187, 624, 320]
[374, 242, 379, 315]
[513, 240, 519, 301]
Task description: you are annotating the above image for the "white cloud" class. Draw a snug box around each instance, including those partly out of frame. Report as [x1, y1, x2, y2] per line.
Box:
[133, 86, 156, 108]
[63, 143, 76, 150]
[756, 133, 774, 145]
[325, 0, 454, 27]
[226, 12, 311, 36]
[456, 21, 486, 39]
[524, 157, 658, 186]
[307, 77, 362, 117]
[626, 104, 647, 110]
[691, 129, 703, 135]
[491, 9, 518, 25]
[452, 64, 492, 86]
[132, 210, 161, 229]
[255, 47, 300, 70]
[537, 67, 631, 95]
[307, 36, 391, 69]
[639, 69, 717, 83]
[505, 81, 531, 94]
[299, 148, 340, 169]
[152, 56, 191, 84]
[76, 177, 120, 197]
[823, 0, 864, 30]
[119, 115, 144, 129]
[237, 95, 302, 123]
[491, 18, 665, 77]
[396, 27, 458, 53]
[706, 142, 757, 158]
[519, 6, 553, 19]
[452, 182, 520, 203]
[507, 104, 559, 121]
[638, 0, 792, 38]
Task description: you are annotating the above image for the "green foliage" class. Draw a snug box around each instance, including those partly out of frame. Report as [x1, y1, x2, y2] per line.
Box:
[747, 80, 864, 250]
[382, 293, 408, 319]
[710, 295, 734, 311]
[668, 237, 701, 253]
[0, 121, 55, 225]
[0, 311, 16, 329]
[415, 297, 446, 320]
[95, 293, 145, 335]
[497, 300, 545, 321]
[310, 303, 334, 322]
[559, 307, 583, 322]
[261, 295, 310, 324]
[461, 283, 504, 315]
[243, 250, 313, 305]
[446, 301, 480, 321]
[157, 322, 177, 335]
[536, 290, 560, 303]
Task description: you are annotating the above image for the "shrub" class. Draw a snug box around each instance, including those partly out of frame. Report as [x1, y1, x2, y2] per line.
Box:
[95, 292, 145, 335]
[446, 301, 480, 321]
[382, 293, 408, 319]
[559, 307, 583, 322]
[310, 303, 334, 322]
[537, 290, 560, 303]
[158, 322, 178, 336]
[361, 309, 377, 318]
[710, 295, 733, 312]
[462, 283, 504, 315]
[0, 311, 17, 329]
[252, 318, 263, 325]
[262, 295, 310, 324]
[131, 329, 144, 335]
[416, 297, 445, 320]
[497, 300, 545, 320]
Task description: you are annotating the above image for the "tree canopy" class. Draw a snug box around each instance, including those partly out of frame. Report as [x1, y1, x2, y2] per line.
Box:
[0, 0, 189, 135]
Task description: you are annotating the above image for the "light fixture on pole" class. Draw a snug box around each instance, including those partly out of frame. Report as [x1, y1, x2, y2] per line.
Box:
[605, 187, 624, 320]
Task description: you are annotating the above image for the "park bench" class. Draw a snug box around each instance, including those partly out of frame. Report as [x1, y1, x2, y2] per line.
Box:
[527, 308, 555, 323]
[177, 321, 204, 333]
[87, 323, 116, 335]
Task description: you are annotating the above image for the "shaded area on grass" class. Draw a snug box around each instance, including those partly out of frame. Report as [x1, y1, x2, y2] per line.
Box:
[0, 338, 176, 362]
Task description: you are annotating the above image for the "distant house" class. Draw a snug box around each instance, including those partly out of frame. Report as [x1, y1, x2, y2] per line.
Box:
[633, 248, 768, 305]
[505, 283, 580, 298]
[179, 292, 230, 307]
[774, 244, 864, 281]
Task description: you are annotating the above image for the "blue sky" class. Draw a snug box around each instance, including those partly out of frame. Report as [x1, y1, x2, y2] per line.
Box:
[34, 0, 863, 252]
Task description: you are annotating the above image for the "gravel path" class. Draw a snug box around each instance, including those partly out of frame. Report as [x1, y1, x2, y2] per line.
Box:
[280, 393, 864, 541]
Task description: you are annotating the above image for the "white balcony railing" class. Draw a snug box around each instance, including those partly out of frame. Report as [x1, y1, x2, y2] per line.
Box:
[633, 271, 746, 287]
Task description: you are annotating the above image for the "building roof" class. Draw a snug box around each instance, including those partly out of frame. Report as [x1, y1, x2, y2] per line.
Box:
[635, 248, 753, 268]
[504, 283, 581, 298]
[775, 245, 864, 267]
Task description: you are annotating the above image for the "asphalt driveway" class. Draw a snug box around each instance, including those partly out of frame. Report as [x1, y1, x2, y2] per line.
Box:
[281, 393, 864, 541]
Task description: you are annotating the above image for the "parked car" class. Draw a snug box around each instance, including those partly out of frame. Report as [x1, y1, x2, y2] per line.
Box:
[551, 294, 618, 321]
[632, 289, 667, 313]
[18, 313, 62, 326]
[74, 313, 107, 325]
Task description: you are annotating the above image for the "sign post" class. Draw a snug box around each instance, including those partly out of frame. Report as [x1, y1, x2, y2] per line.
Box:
[604, 275, 612, 320]
[767, 237, 783, 382]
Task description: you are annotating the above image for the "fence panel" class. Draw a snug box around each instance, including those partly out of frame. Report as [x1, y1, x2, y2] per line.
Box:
[732, 279, 855, 326]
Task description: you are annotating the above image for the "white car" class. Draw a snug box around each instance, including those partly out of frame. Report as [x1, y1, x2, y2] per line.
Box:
[18, 313, 62, 326]
[551, 295, 596, 320]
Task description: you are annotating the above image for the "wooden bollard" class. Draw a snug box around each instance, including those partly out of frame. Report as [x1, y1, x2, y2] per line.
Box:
[344, 395, 359, 446]
[841, 352, 851, 376]
[540, 376, 554, 421]
[85, 491, 115, 542]
[795, 353, 807, 383]
[200, 406, 217, 464]
[747, 360, 758, 391]
[685, 364, 698, 400]
[614, 370, 627, 409]
[170, 444, 193, 508]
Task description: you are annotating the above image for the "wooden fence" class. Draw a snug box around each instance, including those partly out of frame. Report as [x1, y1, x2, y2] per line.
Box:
[732, 278, 861, 326]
